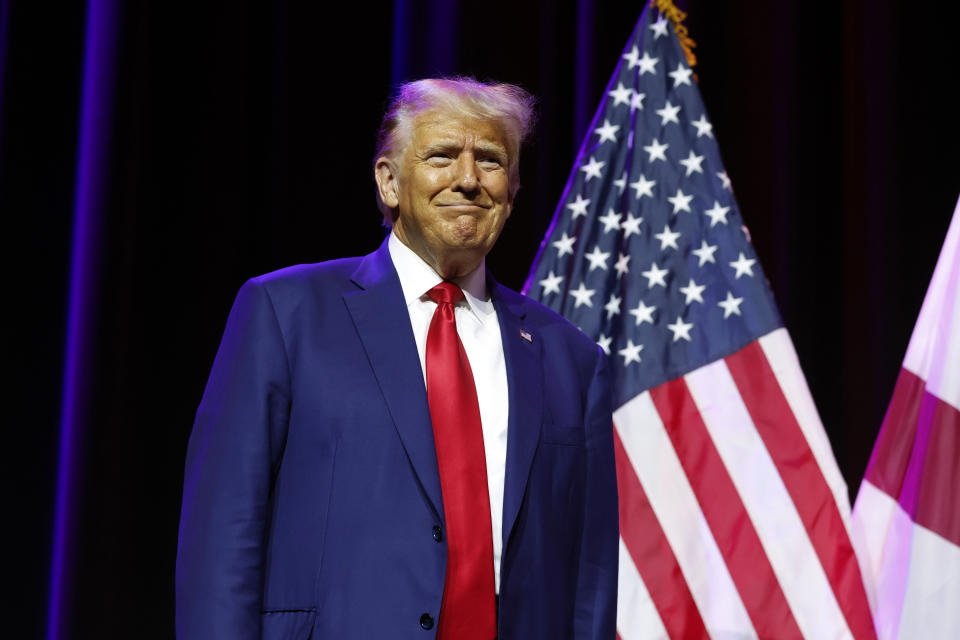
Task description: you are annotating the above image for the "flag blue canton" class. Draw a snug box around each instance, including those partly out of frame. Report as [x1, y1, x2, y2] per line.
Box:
[524, 7, 781, 406]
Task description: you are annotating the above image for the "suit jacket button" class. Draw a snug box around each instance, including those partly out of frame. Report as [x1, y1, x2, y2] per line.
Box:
[432, 525, 442, 542]
[420, 613, 434, 630]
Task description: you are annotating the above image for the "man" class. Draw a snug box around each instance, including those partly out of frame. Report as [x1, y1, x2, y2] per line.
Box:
[176, 78, 618, 639]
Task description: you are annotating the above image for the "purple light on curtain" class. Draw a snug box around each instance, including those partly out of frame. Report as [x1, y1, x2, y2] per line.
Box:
[47, 0, 119, 638]
[390, 0, 460, 88]
[390, 0, 410, 87]
[572, 0, 594, 145]
[425, 0, 458, 77]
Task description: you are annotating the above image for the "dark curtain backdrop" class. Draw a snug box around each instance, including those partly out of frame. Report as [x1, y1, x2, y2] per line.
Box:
[3, 0, 958, 637]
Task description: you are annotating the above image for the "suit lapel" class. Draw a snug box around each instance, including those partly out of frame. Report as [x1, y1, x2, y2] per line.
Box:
[491, 280, 543, 556]
[343, 239, 444, 520]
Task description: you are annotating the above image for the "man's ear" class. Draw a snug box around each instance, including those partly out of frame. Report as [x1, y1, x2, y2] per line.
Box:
[374, 157, 400, 209]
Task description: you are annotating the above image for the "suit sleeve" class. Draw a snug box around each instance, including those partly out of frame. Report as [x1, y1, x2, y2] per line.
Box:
[176, 279, 292, 639]
[574, 346, 620, 640]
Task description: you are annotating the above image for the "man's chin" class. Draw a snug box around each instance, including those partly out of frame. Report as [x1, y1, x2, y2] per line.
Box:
[445, 230, 499, 255]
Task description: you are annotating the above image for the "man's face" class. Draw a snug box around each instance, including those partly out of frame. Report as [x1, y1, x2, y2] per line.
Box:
[379, 110, 514, 279]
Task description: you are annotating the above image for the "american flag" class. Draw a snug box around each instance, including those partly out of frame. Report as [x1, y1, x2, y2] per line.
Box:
[524, 6, 877, 639]
[851, 195, 960, 640]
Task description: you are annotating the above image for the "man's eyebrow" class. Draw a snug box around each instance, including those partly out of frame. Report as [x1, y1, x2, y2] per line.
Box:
[417, 139, 508, 161]
[474, 140, 508, 159]
[419, 139, 461, 154]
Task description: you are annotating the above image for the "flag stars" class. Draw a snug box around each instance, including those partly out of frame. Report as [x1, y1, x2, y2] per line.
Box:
[644, 138, 669, 163]
[656, 101, 681, 126]
[619, 340, 644, 366]
[628, 300, 656, 326]
[718, 291, 744, 318]
[622, 46, 641, 70]
[654, 225, 681, 250]
[538, 270, 563, 295]
[567, 194, 590, 219]
[614, 252, 631, 277]
[613, 172, 627, 194]
[717, 170, 732, 190]
[692, 114, 714, 138]
[679, 150, 705, 176]
[580, 155, 605, 181]
[585, 245, 610, 271]
[599, 209, 622, 233]
[650, 16, 670, 39]
[597, 334, 612, 355]
[630, 174, 656, 199]
[608, 82, 633, 106]
[668, 64, 694, 87]
[630, 91, 646, 112]
[667, 188, 693, 214]
[729, 252, 757, 279]
[553, 232, 576, 257]
[704, 201, 730, 226]
[637, 52, 659, 75]
[570, 282, 596, 308]
[594, 118, 620, 144]
[691, 239, 718, 266]
[641, 262, 669, 288]
[667, 316, 694, 342]
[620, 213, 643, 238]
[679, 278, 706, 305]
[604, 293, 622, 319]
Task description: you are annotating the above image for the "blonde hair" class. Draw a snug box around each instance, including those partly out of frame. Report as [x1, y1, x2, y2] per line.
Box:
[374, 77, 536, 224]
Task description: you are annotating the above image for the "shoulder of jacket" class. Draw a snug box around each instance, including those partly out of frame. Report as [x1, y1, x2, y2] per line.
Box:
[494, 283, 600, 357]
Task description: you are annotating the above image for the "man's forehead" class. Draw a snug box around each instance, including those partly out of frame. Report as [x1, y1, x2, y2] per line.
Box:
[411, 111, 508, 150]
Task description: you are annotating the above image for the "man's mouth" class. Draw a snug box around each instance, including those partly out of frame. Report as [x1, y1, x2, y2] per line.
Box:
[437, 202, 491, 210]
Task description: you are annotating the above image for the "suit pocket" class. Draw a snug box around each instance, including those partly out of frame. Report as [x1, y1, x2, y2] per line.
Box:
[261, 609, 317, 639]
[541, 423, 586, 446]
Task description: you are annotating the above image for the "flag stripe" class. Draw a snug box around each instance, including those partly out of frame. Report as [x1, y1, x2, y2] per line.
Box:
[726, 341, 878, 640]
[685, 358, 853, 640]
[615, 391, 756, 638]
[757, 330, 854, 520]
[865, 366, 960, 547]
[913, 394, 960, 545]
[864, 368, 925, 500]
[616, 537, 671, 640]
[649, 378, 804, 640]
[613, 427, 707, 640]
[899, 386, 960, 547]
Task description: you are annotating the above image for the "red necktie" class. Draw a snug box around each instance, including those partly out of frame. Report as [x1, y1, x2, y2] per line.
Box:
[425, 282, 497, 640]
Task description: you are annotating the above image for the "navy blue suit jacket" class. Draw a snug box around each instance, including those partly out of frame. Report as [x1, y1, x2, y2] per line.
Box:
[176, 239, 619, 639]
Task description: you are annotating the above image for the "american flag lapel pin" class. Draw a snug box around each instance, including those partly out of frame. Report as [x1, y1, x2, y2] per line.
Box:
[520, 329, 533, 343]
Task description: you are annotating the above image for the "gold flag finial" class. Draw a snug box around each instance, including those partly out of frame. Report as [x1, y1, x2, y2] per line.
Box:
[650, 0, 697, 69]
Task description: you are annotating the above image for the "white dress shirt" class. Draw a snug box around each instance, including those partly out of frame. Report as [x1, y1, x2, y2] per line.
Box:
[388, 232, 509, 594]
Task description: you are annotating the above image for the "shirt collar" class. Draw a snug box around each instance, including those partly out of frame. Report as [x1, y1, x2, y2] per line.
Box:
[388, 231, 494, 324]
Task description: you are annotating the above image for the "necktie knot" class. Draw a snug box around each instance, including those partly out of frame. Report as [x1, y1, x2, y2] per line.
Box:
[427, 282, 465, 306]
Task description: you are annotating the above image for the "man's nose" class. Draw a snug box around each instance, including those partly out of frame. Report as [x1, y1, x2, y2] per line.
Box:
[451, 153, 479, 193]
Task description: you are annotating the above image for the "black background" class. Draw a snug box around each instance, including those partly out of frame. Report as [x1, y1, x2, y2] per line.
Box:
[3, 1, 958, 637]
